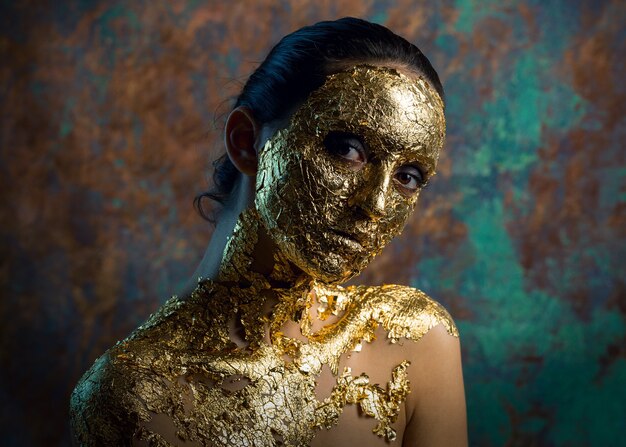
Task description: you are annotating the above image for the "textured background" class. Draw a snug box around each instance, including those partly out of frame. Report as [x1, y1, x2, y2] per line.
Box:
[1, 1, 624, 446]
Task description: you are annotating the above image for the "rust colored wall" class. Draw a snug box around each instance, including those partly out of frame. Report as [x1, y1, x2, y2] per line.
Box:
[1, 1, 624, 445]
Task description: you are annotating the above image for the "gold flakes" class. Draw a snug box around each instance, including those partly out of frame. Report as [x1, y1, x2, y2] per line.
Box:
[70, 209, 457, 445]
[70, 65, 456, 447]
[255, 65, 446, 285]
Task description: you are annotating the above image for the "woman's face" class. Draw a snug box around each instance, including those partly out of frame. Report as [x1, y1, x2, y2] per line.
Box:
[255, 65, 446, 284]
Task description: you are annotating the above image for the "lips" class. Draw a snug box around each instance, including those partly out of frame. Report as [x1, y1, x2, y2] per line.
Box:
[326, 230, 363, 253]
[329, 228, 372, 248]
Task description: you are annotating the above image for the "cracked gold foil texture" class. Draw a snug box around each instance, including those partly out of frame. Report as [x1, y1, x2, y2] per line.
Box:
[255, 65, 446, 284]
[70, 65, 456, 447]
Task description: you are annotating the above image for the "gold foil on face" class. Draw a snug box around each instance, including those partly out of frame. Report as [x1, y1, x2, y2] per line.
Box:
[70, 66, 457, 447]
[256, 65, 446, 284]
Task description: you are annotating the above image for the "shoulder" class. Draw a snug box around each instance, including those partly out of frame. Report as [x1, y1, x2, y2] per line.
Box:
[350, 284, 459, 343]
[69, 309, 181, 446]
[70, 347, 150, 446]
[340, 284, 467, 444]
[358, 286, 467, 446]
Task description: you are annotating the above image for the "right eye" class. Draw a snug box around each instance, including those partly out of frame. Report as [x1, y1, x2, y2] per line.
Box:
[323, 132, 366, 164]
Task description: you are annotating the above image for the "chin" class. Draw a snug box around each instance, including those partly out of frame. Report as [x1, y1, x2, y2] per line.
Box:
[289, 247, 366, 284]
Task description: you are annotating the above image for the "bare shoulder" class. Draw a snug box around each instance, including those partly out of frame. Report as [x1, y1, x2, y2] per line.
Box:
[345, 284, 467, 446]
[69, 299, 187, 446]
[355, 285, 467, 447]
[349, 283, 459, 342]
[70, 344, 153, 446]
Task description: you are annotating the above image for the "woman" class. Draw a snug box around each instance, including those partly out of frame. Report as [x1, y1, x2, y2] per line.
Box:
[70, 17, 467, 447]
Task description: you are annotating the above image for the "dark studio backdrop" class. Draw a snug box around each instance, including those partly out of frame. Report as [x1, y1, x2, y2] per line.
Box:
[1, 1, 624, 446]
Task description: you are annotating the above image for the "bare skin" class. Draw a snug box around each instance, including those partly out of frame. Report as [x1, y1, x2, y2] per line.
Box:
[171, 64, 467, 446]
[109, 64, 467, 447]
[129, 301, 465, 447]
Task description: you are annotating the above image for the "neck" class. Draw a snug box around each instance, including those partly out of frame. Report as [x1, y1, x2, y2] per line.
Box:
[186, 206, 322, 349]
[216, 207, 308, 288]
[181, 204, 310, 299]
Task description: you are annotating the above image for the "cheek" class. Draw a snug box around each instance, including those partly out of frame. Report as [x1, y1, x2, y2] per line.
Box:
[299, 150, 356, 205]
[392, 196, 417, 221]
[317, 156, 354, 191]
[258, 149, 341, 236]
[377, 197, 417, 239]
[256, 141, 302, 232]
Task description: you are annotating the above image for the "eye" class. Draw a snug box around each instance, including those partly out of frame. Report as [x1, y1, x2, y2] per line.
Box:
[323, 131, 366, 164]
[393, 165, 425, 194]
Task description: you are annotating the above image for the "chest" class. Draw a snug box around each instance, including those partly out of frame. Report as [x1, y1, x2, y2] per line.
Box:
[128, 286, 415, 446]
[178, 346, 318, 446]
[160, 332, 410, 446]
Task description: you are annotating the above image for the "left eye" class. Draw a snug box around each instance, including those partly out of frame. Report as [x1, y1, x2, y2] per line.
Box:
[393, 166, 424, 192]
[323, 131, 366, 164]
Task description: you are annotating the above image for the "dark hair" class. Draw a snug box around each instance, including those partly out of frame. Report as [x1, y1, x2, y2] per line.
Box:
[195, 17, 444, 221]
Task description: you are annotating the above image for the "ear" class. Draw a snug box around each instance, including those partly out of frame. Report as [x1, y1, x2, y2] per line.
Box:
[224, 106, 260, 176]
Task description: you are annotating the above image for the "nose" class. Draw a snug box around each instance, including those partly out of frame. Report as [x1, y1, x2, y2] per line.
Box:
[350, 165, 392, 221]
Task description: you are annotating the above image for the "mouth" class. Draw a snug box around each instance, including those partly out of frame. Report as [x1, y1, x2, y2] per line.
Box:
[327, 229, 368, 251]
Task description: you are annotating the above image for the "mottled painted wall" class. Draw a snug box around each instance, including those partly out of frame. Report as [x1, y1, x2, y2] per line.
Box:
[1, 1, 624, 446]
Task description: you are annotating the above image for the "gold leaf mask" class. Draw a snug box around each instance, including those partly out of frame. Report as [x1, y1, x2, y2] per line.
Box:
[255, 65, 446, 284]
[69, 65, 456, 447]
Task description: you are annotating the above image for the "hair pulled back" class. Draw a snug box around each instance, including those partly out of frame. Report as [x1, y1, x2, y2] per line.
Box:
[195, 17, 444, 221]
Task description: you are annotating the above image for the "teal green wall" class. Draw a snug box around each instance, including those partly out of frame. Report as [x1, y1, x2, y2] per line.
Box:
[1, 1, 623, 445]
